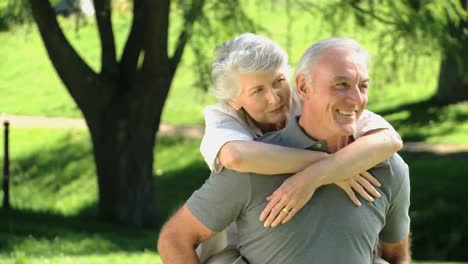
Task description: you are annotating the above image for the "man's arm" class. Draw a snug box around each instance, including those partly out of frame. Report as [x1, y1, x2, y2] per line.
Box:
[378, 236, 411, 264]
[158, 205, 216, 264]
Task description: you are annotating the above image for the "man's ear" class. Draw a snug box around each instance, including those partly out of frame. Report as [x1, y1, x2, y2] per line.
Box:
[227, 100, 241, 111]
[295, 74, 308, 100]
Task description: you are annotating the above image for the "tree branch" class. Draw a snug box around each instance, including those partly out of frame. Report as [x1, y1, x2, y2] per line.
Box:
[169, 0, 206, 77]
[120, 0, 144, 85]
[28, 0, 104, 112]
[349, 1, 398, 26]
[94, 0, 118, 77]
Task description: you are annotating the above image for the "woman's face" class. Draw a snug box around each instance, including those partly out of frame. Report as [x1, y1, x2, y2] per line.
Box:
[230, 69, 291, 132]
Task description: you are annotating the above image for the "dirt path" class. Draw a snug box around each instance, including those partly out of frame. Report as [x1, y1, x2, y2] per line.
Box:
[2, 113, 468, 156]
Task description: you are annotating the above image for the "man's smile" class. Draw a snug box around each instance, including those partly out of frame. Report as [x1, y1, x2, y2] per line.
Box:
[336, 109, 357, 116]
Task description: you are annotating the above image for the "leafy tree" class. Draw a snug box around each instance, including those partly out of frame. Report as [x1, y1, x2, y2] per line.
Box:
[342, 0, 467, 103]
[28, 0, 253, 226]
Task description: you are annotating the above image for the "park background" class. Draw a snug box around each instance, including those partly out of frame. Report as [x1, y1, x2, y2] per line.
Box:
[0, 0, 467, 263]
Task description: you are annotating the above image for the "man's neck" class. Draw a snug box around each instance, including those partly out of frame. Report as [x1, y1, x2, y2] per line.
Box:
[298, 115, 353, 153]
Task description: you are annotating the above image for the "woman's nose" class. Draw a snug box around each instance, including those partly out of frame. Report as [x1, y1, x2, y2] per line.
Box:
[267, 88, 281, 104]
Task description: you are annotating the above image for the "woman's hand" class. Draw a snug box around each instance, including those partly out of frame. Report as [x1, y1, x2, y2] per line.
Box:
[259, 172, 319, 228]
[260, 171, 381, 228]
[334, 171, 381, 206]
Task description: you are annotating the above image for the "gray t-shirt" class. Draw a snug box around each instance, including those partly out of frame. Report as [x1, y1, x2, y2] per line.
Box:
[187, 117, 410, 264]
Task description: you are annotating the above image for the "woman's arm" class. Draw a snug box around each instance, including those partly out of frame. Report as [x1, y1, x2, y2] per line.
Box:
[219, 128, 401, 177]
[219, 141, 329, 174]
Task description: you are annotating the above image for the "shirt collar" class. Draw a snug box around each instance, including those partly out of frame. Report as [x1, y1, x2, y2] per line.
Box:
[280, 115, 329, 152]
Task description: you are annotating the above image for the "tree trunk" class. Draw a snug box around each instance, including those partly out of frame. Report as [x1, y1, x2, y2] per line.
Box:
[436, 51, 468, 104]
[86, 83, 169, 227]
[436, 0, 468, 104]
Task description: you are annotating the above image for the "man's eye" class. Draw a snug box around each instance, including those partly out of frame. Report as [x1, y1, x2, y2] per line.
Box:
[360, 84, 369, 90]
[336, 83, 347, 89]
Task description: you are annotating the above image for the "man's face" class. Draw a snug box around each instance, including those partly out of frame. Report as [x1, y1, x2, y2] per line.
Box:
[299, 48, 369, 138]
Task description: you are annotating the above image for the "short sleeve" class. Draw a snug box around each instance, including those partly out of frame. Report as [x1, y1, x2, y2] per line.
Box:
[355, 110, 401, 140]
[379, 155, 411, 243]
[186, 170, 251, 232]
[200, 106, 255, 172]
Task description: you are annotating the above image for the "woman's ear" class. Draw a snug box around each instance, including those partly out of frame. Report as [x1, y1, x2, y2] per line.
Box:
[295, 74, 308, 100]
[227, 100, 241, 111]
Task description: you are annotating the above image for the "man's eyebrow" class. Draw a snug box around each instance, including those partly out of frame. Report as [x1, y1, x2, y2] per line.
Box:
[333, 75, 370, 83]
[333, 75, 352, 82]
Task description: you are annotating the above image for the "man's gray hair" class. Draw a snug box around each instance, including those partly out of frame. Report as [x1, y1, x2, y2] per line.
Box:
[295, 37, 370, 80]
[210, 33, 289, 101]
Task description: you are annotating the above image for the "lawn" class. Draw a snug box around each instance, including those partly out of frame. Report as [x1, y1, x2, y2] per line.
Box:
[0, 127, 208, 263]
[0, 127, 467, 263]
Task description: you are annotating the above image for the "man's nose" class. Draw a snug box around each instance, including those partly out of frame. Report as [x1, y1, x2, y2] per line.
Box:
[266, 88, 281, 104]
[346, 85, 364, 105]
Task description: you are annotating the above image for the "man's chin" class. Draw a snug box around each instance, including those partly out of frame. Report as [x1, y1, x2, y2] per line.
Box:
[335, 124, 356, 137]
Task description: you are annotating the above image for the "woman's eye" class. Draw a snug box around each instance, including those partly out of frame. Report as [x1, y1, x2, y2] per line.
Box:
[252, 88, 263, 95]
[274, 79, 285, 87]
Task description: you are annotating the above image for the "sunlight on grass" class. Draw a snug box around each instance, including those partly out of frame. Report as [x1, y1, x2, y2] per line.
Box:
[1, 252, 162, 264]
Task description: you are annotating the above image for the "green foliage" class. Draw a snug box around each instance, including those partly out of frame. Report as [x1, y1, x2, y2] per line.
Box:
[1, 2, 467, 139]
[0, 0, 32, 30]
[341, 0, 468, 83]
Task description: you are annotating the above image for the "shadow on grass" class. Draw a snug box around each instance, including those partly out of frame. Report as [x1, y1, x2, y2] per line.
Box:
[0, 132, 210, 257]
[400, 152, 468, 261]
[154, 160, 210, 224]
[377, 97, 468, 142]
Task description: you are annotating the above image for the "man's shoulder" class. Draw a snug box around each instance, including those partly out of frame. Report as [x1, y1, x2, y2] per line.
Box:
[373, 153, 409, 189]
[388, 153, 409, 177]
[211, 167, 253, 186]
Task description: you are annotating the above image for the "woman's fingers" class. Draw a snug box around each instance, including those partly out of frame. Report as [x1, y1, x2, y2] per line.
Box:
[340, 183, 361, 206]
[281, 202, 304, 224]
[264, 198, 291, 227]
[350, 179, 374, 202]
[260, 193, 280, 221]
[360, 171, 381, 187]
[356, 175, 381, 198]
[271, 201, 295, 227]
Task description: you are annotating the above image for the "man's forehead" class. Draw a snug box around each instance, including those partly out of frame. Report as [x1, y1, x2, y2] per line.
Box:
[315, 49, 368, 75]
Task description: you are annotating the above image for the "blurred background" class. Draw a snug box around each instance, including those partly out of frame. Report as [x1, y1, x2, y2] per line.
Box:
[0, 0, 467, 263]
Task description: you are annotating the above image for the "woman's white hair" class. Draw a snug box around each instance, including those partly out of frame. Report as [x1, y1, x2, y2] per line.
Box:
[295, 37, 370, 80]
[210, 33, 289, 101]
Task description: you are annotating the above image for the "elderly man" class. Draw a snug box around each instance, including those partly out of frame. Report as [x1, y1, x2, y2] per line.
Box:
[158, 37, 411, 264]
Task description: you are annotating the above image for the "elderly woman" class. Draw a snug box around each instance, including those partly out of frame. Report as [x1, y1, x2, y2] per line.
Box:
[197, 33, 401, 263]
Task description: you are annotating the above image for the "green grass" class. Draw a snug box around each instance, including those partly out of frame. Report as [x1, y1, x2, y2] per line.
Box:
[0, 128, 467, 263]
[0, 127, 210, 263]
[0, 4, 466, 143]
